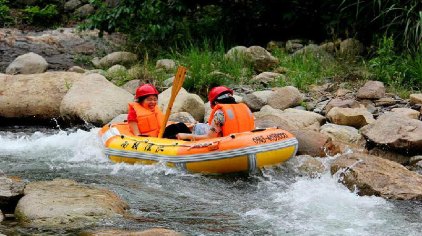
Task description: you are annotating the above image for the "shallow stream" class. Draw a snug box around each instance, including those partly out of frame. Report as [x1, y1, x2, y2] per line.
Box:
[0, 126, 421, 235]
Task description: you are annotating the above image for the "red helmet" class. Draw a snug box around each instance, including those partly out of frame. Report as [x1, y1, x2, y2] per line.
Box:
[208, 86, 233, 104]
[135, 84, 159, 99]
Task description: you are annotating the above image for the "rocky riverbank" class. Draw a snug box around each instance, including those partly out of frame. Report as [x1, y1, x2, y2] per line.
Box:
[1, 28, 422, 232]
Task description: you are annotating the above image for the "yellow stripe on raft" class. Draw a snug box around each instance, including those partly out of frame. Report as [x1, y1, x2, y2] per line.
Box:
[256, 146, 296, 168]
[185, 155, 249, 174]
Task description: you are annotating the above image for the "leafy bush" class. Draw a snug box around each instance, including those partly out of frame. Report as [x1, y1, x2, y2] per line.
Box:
[23, 4, 59, 25]
[339, 0, 421, 52]
[0, 0, 11, 25]
[369, 36, 422, 96]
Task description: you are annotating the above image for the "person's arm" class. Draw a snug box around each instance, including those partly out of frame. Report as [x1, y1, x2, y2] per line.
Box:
[127, 106, 141, 136]
[128, 121, 141, 136]
[176, 111, 223, 141]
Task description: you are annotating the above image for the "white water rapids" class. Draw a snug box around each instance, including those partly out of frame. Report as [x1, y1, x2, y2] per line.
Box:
[0, 127, 421, 235]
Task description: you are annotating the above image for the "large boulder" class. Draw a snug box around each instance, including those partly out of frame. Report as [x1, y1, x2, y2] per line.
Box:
[0, 72, 82, 119]
[158, 87, 205, 121]
[360, 113, 422, 154]
[331, 153, 422, 200]
[60, 73, 133, 125]
[15, 179, 128, 228]
[5, 52, 48, 74]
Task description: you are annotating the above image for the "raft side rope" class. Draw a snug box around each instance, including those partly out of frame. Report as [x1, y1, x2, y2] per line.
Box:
[105, 138, 298, 163]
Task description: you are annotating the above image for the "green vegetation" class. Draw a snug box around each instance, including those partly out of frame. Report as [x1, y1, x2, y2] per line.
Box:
[168, 40, 253, 94]
[22, 4, 59, 26]
[1, 0, 420, 98]
[0, 0, 11, 25]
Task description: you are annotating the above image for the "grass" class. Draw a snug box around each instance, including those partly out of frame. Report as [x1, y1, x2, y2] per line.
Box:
[100, 37, 421, 100]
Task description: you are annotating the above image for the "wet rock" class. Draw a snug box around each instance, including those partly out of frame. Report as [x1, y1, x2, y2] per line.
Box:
[331, 153, 422, 200]
[327, 107, 375, 128]
[367, 147, 411, 165]
[287, 155, 325, 178]
[0, 176, 26, 213]
[5, 52, 48, 75]
[15, 179, 128, 228]
[360, 113, 422, 154]
[0, 209, 3, 222]
[60, 73, 133, 125]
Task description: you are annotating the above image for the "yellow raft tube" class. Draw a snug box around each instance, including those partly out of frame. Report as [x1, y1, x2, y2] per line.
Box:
[99, 123, 298, 174]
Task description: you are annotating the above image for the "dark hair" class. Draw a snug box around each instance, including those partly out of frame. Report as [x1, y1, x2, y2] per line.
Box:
[137, 94, 158, 103]
[211, 92, 236, 107]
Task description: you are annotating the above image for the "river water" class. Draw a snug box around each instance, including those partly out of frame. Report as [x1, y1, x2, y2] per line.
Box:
[0, 126, 421, 235]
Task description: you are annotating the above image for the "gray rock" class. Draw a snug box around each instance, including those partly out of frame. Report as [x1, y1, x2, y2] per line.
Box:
[360, 113, 422, 153]
[15, 179, 128, 228]
[60, 73, 133, 125]
[0, 72, 82, 119]
[6, 52, 48, 74]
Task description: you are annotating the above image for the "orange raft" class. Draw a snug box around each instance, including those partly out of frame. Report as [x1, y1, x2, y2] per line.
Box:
[99, 123, 298, 174]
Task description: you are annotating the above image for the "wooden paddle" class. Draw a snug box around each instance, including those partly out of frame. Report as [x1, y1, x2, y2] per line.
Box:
[158, 66, 187, 138]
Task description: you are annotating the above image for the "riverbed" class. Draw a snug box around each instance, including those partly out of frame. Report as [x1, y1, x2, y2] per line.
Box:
[0, 126, 421, 235]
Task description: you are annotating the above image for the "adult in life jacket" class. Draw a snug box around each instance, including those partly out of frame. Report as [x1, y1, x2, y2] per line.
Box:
[127, 84, 163, 137]
[176, 86, 255, 141]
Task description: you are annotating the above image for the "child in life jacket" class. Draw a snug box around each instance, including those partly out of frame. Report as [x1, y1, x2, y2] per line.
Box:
[176, 86, 255, 141]
[128, 84, 191, 138]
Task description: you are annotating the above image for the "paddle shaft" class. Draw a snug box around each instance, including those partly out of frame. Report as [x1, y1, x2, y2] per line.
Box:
[158, 66, 187, 138]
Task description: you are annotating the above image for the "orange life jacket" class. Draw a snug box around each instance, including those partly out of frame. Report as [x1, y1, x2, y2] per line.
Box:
[208, 103, 255, 136]
[128, 102, 164, 137]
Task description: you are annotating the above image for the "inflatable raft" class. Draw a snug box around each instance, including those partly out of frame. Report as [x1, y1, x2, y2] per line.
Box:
[99, 123, 298, 174]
